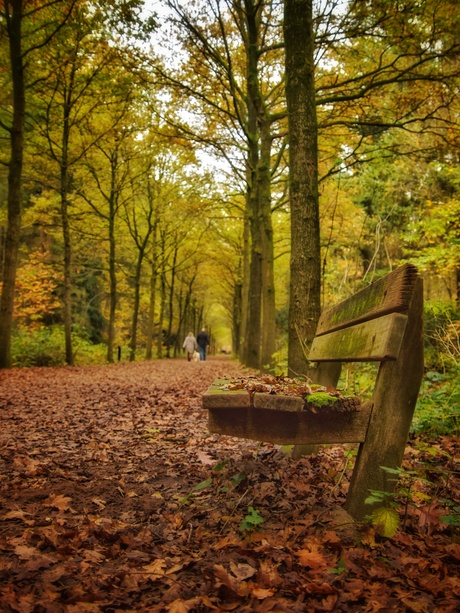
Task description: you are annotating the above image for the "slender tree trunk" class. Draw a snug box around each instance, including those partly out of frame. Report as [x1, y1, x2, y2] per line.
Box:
[0, 1, 24, 369]
[156, 255, 166, 359]
[107, 152, 118, 363]
[174, 288, 183, 358]
[245, 205, 263, 369]
[60, 181, 73, 366]
[242, 1, 263, 369]
[145, 214, 158, 359]
[239, 214, 250, 361]
[145, 258, 157, 360]
[60, 81, 75, 366]
[107, 207, 117, 363]
[259, 117, 276, 369]
[129, 251, 145, 362]
[285, 0, 321, 377]
[166, 246, 178, 358]
[233, 259, 243, 355]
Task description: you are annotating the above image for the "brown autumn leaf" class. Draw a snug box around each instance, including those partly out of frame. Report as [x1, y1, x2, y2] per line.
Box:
[213, 564, 251, 597]
[1, 510, 34, 525]
[14, 545, 39, 560]
[142, 558, 167, 578]
[229, 561, 257, 581]
[43, 494, 73, 512]
[295, 538, 329, 569]
[252, 587, 276, 599]
[196, 450, 215, 465]
[23, 553, 56, 571]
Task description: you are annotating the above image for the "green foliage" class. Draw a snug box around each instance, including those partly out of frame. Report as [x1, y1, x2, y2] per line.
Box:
[423, 300, 460, 371]
[11, 326, 66, 367]
[365, 453, 459, 539]
[179, 477, 213, 507]
[370, 507, 400, 538]
[240, 506, 265, 535]
[330, 557, 347, 575]
[412, 367, 460, 436]
[11, 325, 107, 367]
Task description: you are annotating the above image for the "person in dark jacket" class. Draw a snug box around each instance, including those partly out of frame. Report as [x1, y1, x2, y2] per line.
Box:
[196, 327, 210, 361]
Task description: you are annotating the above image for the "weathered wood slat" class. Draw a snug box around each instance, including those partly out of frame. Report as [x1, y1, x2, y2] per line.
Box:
[309, 312, 408, 362]
[208, 404, 372, 445]
[202, 383, 250, 410]
[315, 263, 419, 336]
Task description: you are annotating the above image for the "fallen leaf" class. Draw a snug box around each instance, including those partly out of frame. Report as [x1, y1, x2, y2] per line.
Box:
[44, 494, 73, 512]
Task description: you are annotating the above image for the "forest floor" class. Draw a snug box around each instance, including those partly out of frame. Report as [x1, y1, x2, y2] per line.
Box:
[0, 357, 459, 613]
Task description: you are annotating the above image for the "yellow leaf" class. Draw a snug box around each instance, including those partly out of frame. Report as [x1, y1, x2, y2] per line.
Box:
[371, 507, 400, 538]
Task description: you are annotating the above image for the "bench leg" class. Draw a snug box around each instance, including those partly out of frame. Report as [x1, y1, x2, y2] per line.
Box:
[292, 362, 342, 459]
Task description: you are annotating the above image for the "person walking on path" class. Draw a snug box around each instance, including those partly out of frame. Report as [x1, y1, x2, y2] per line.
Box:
[182, 332, 197, 361]
[196, 327, 210, 361]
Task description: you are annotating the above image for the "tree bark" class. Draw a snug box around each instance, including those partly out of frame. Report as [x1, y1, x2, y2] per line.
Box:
[156, 244, 166, 359]
[60, 68, 77, 366]
[0, 1, 25, 369]
[242, 0, 263, 369]
[238, 214, 251, 362]
[259, 117, 276, 369]
[166, 245, 178, 358]
[106, 146, 120, 364]
[285, 0, 321, 377]
[145, 257, 158, 360]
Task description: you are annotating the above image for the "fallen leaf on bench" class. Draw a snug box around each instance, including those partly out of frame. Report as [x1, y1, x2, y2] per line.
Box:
[222, 375, 361, 412]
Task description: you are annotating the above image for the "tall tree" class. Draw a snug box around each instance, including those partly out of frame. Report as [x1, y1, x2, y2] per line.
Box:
[0, 0, 75, 368]
[158, 0, 285, 369]
[0, 0, 25, 369]
[284, 0, 321, 376]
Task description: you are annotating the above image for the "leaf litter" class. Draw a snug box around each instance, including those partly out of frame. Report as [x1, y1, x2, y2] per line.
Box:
[0, 358, 458, 612]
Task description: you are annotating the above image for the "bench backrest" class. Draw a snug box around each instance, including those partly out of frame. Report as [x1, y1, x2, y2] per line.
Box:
[309, 263, 421, 363]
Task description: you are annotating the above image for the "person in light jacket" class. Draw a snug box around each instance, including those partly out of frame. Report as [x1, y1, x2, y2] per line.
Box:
[182, 332, 197, 361]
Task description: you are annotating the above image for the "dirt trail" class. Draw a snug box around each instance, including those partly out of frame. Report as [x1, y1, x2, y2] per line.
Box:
[0, 358, 458, 612]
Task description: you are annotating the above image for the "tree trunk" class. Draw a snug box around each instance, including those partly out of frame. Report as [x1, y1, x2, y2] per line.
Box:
[239, 214, 250, 362]
[145, 258, 157, 360]
[285, 0, 321, 378]
[60, 183, 73, 366]
[60, 79, 75, 366]
[129, 252, 144, 362]
[242, 1, 263, 369]
[156, 255, 166, 359]
[233, 259, 243, 356]
[0, 1, 25, 369]
[106, 152, 118, 364]
[259, 117, 276, 370]
[166, 246, 178, 358]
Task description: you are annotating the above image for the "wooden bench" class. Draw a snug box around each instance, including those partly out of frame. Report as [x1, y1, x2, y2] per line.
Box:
[202, 263, 424, 520]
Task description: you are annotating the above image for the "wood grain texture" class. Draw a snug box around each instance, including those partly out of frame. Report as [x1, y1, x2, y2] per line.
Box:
[315, 263, 419, 336]
[208, 404, 372, 445]
[202, 382, 250, 409]
[309, 312, 408, 362]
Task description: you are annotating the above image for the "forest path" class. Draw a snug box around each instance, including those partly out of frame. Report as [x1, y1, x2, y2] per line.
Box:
[0, 358, 458, 611]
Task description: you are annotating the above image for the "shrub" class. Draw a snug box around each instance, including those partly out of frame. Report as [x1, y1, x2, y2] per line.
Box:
[11, 326, 67, 367]
[11, 325, 107, 367]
